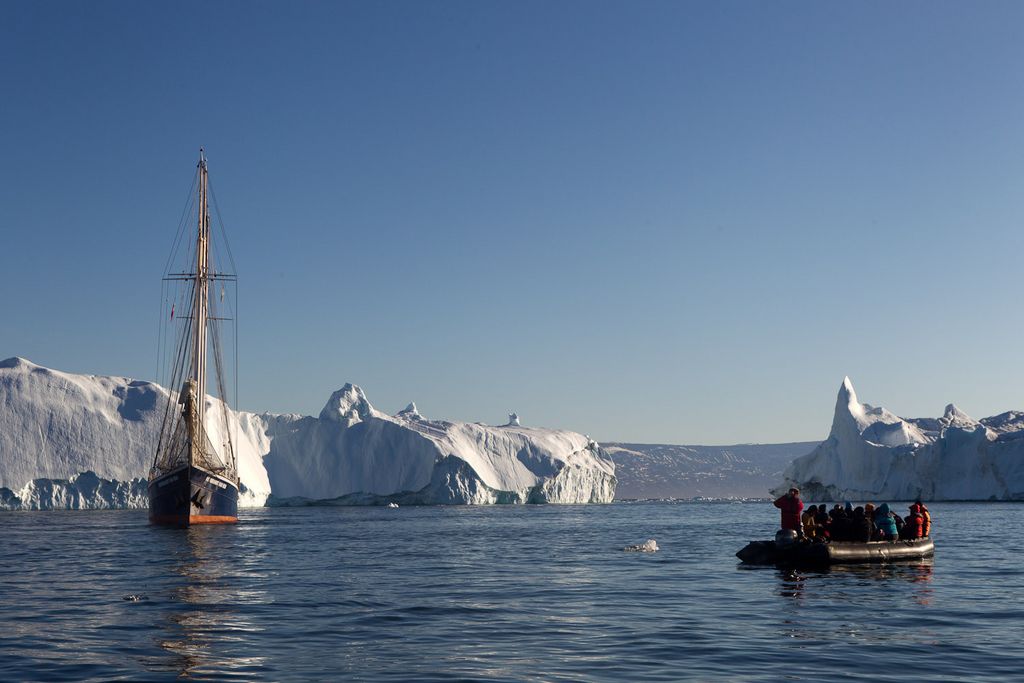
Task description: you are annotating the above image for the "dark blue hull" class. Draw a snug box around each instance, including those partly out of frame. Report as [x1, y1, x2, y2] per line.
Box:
[736, 537, 934, 566]
[148, 466, 238, 526]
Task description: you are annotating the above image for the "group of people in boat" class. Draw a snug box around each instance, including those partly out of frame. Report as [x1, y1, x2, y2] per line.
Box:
[774, 487, 931, 542]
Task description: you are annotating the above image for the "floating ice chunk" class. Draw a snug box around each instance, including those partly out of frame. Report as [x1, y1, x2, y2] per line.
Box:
[624, 539, 659, 552]
[386, 502, 399, 508]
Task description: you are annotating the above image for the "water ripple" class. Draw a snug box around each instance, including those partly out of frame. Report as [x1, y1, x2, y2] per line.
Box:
[0, 503, 1021, 681]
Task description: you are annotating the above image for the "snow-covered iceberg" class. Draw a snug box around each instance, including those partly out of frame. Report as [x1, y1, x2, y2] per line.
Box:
[779, 377, 1024, 501]
[0, 357, 616, 510]
[263, 383, 614, 505]
[0, 357, 272, 509]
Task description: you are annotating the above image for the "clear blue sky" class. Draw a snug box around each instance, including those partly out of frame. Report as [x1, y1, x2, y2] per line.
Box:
[3, 1, 1024, 444]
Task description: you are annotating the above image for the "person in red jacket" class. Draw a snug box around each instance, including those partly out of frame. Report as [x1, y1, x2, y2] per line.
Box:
[910, 500, 931, 536]
[774, 488, 804, 534]
[903, 506, 925, 539]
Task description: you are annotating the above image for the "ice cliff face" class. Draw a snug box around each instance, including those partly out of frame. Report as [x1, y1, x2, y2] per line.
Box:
[0, 471, 149, 511]
[0, 358, 615, 510]
[780, 377, 1024, 501]
[0, 357, 272, 509]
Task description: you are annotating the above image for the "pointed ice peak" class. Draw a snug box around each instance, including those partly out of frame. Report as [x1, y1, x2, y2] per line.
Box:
[942, 403, 977, 427]
[830, 376, 930, 447]
[835, 376, 865, 423]
[397, 402, 421, 418]
[837, 376, 862, 411]
[319, 383, 377, 424]
[506, 412, 521, 427]
[944, 403, 968, 419]
[0, 357, 37, 370]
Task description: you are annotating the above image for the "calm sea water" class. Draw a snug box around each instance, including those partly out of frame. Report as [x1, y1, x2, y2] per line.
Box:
[1, 502, 1021, 682]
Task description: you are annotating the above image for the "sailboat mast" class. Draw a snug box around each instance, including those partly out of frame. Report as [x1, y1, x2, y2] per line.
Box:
[191, 149, 210, 454]
[150, 150, 240, 526]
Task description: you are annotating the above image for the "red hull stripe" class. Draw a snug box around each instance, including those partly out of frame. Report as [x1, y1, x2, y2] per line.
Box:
[189, 515, 238, 524]
[149, 514, 238, 525]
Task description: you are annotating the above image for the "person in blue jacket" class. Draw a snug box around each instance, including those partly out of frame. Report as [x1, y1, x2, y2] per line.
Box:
[873, 503, 898, 540]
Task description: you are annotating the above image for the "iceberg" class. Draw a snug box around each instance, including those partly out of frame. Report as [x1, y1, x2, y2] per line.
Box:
[0, 357, 272, 509]
[779, 377, 1024, 501]
[0, 471, 149, 511]
[260, 383, 615, 505]
[0, 358, 616, 510]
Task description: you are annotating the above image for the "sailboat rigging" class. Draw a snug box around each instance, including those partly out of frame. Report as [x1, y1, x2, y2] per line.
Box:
[149, 149, 239, 525]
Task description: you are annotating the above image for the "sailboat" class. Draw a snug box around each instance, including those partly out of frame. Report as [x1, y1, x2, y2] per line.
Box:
[149, 149, 239, 525]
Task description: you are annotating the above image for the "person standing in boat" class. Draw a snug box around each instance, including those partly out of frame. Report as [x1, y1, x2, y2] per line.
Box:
[774, 488, 804, 535]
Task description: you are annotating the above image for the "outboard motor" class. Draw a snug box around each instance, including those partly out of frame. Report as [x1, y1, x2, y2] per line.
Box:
[775, 528, 799, 548]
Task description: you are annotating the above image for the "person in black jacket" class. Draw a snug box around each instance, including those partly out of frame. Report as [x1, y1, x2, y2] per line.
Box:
[851, 506, 874, 543]
[814, 505, 831, 540]
[829, 507, 850, 541]
[892, 511, 905, 537]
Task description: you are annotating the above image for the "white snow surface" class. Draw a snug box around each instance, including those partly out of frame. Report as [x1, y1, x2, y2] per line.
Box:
[780, 377, 1024, 501]
[0, 358, 616, 510]
[0, 357, 271, 509]
[261, 384, 615, 505]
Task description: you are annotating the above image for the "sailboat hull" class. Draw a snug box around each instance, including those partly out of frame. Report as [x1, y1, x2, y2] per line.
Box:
[148, 466, 239, 526]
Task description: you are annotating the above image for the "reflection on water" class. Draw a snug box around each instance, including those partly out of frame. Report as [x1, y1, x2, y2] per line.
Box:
[776, 560, 936, 642]
[774, 559, 934, 603]
[776, 568, 807, 600]
[155, 525, 268, 679]
[819, 558, 934, 582]
[771, 560, 937, 647]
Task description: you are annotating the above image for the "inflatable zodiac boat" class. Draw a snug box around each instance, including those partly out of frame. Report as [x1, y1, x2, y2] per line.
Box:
[737, 530, 934, 566]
